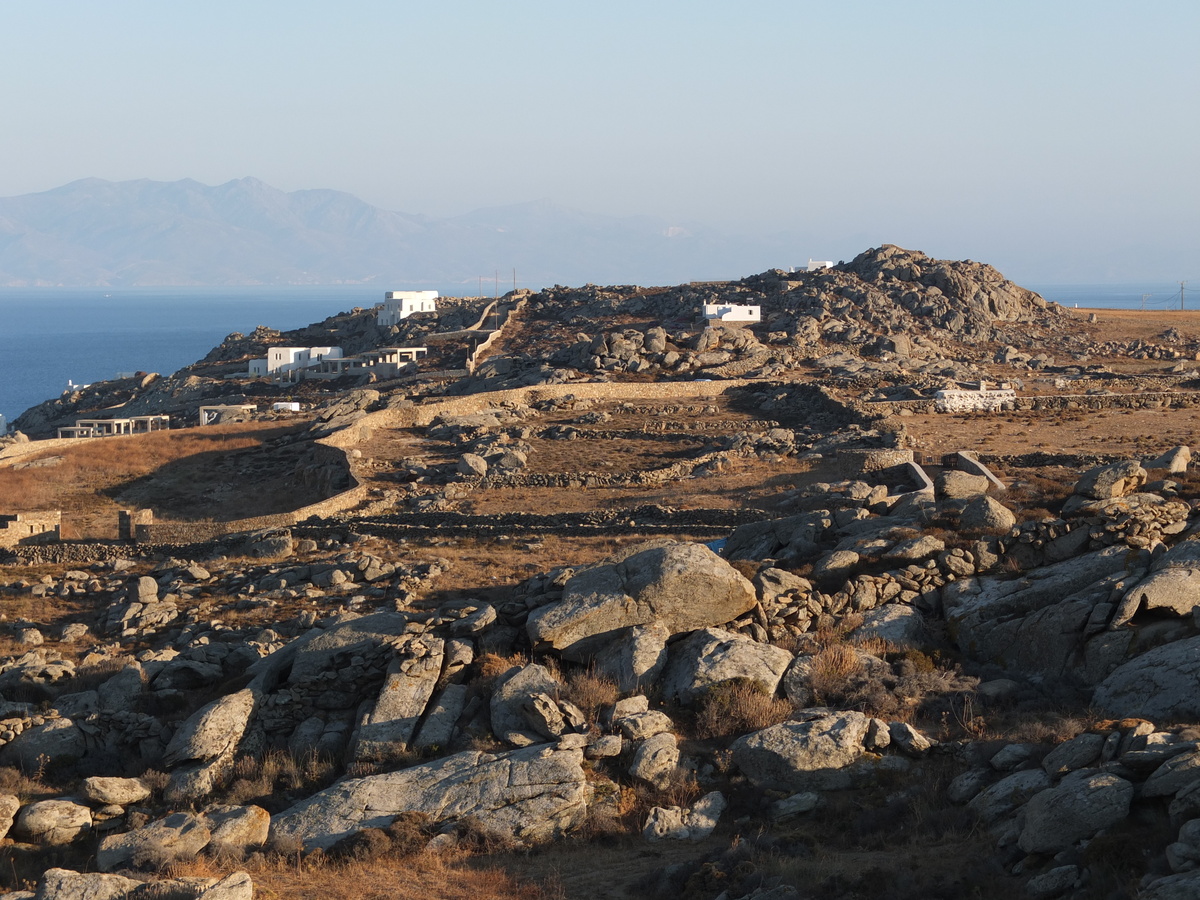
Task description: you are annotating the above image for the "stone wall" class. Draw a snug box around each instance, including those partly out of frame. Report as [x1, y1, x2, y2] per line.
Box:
[465, 299, 528, 373]
[0, 512, 61, 549]
[834, 449, 916, 478]
[342, 378, 757, 442]
[934, 389, 1017, 413]
[859, 389, 1200, 418]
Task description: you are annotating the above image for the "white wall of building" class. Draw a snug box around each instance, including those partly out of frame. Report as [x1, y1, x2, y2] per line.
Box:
[378, 291, 439, 327]
[807, 259, 834, 271]
[263, 346, 343, 374]
[703, 304, 761, 322]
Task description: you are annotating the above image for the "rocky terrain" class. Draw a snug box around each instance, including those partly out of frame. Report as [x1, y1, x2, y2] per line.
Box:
[4, 247, 1200, 898]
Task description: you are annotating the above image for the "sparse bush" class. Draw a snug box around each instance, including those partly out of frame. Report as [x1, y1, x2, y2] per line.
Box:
[694, 679, 793, 739]
[565, 668, 619, 720]
[807, 644, 863, 704]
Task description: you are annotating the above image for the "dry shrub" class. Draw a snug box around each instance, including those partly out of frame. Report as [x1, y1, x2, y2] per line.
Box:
[565, 668, 619, 720]
[633, 769, 701, 820]
[223, 750, 338, 810]
[729, 559, 760, 581]
[53, 657, 130, 696]
[694, 679, 793, 739]
[582, 781, 639, 837]
[475, 652, 525, 682]
[807, 645, 863, 704]
[0, 766, 52, 801]
[328, 814, 435, 862]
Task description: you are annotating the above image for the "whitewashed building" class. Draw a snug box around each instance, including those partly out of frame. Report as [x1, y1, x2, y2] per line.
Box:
[378, 290, 439, 327]
[807, 259, 834, 271]
[248, 346, 342, 379]
[702, 304, 761, 323]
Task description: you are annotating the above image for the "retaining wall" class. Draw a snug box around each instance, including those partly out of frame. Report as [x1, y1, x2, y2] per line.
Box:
[858, 389, 1200, 418]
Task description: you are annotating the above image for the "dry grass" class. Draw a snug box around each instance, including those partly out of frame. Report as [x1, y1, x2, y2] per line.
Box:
[158, 850, 562, 900]
[693, 679, 794, 739]
[0, 422, 329, 538]
[221, 750, 340, 812]
[806, 645, 864, 705]
[565, 668, 619, 721]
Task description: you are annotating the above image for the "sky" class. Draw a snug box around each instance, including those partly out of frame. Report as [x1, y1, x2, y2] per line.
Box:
[0, 0, 1196, 283]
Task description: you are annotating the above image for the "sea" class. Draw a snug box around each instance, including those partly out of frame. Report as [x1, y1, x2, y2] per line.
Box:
[0, 281, 1192, 425]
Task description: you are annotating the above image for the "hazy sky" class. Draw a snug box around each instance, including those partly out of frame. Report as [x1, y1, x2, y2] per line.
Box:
[1, 0, 1195, 282]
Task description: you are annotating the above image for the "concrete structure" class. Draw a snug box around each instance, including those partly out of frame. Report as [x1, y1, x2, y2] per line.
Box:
[702, 304, 761, 323]
[935, 381, 1017, 413]
[807, 259, 834, 271]
[199, 404, 257, 426]
[248, 346, 342, 379]
[57, 416, 170, 439]
[272, 402, 302, 413]
[314, 347, 427, 380]
[0, 512, 61, 549]
[0, 413, 6, 434]
[378, 291, 439, 327]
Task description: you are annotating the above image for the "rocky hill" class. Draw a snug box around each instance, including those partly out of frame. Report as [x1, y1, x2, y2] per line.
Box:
[8, 244, 1200, 898]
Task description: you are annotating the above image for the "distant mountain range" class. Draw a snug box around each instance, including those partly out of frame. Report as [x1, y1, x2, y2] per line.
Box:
[0, 177, 807, 287]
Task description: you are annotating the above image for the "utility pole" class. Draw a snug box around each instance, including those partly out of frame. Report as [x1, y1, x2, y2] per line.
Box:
[495, 270, 499, 298]
[1142, 293, 1151, 311]
[513, 268, 517, 292]
[1183, 281, 1189, 311]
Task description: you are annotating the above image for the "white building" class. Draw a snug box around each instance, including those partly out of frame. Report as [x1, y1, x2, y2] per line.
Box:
[703, 304, 761, 323]
[248, 346, 342, 378]
[807, 259, 834, 271]
[378, 290, 439, 327]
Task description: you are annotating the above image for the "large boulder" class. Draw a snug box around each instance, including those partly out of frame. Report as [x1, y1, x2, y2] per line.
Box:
[34, 868, 141, 900]
[490, 664, 563, 747]
[1093, 636, 1200, 720]
[286, 612, 410, 685]
[83, 777, 151, 807]
[526, 542, 757, 661]
[594, 623, 669, 692]
[164, 689, 256, 803]
[629, 732, 679, 789]
[96, 812, 212, 872]
[943, 547, 1137, 681]
[661, 628, 793, 704]
[270, 743, 588, 850]
[643, 791, 726, 841]
[1018, 771, 1134, 853]
[14, 799, 92, 845]
[1074, 460, 1146, 500]
[731, 710, 870, 790]
[349, 635, 444, 762]
[203, 805, 271, 856]
[725, 512, 831, 563]
[0, 716, 86, 769]
[164, 689, 256, 767]
[0, 794, 17, 841]
[1145, 446, 1191, 474]
[1112, 537, 1200, 626]
[960, 495, 1016, 532]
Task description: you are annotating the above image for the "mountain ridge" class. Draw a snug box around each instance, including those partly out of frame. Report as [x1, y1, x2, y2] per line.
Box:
[0, 177, 800, 287]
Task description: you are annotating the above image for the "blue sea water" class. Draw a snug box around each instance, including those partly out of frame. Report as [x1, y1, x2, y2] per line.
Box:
[0, 285, 463, 423]
[0, 281, 1192, 425]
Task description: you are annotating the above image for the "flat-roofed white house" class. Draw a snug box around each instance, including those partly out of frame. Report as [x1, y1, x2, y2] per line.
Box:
[807, 259, 834, 271]
[702, 304, 761, 323]
[378, 291, 439, 327]
[248, 346, 342, 379]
